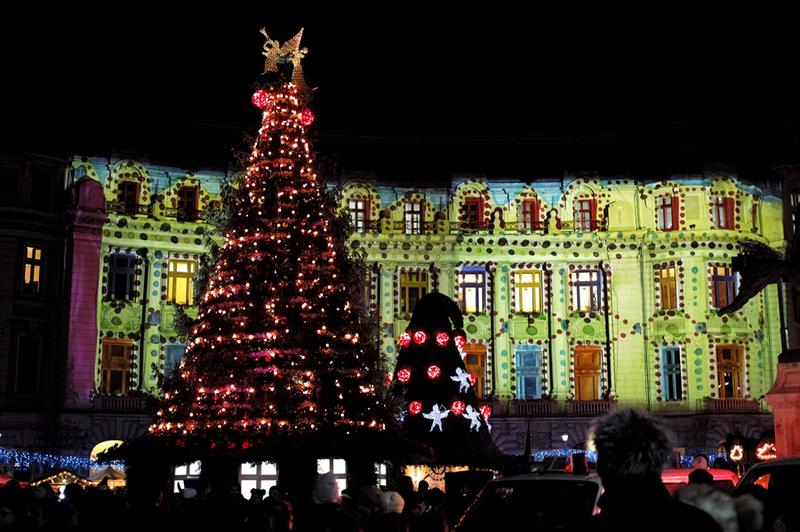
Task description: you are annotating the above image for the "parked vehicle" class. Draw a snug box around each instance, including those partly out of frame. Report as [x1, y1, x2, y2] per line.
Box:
[453, 472, 602, 531]
[734, 457, 800, 530]
[660, 468, 739, 494]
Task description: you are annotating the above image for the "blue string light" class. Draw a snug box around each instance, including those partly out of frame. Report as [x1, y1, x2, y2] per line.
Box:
[531, 449, 598, 462]
[0, 447, 124, 472]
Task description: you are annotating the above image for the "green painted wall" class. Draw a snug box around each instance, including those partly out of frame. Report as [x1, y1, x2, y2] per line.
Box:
[342, 173, 784, 412]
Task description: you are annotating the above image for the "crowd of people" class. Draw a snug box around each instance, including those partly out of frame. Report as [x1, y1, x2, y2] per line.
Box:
[0, 470, 449, 531]
[0, 408, 787, 531]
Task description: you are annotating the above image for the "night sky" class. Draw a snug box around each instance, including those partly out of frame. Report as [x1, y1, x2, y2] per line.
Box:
[4, 11, 798, 184]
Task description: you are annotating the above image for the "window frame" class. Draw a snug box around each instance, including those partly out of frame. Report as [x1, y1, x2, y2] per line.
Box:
[715, 344, 744, 399]
[168, 259, 197, 306]
[571, 269, 603, 312]
[348, 198, 368, 234]
[516, 345, 543, 400]
[656, 195, 679, 231]
[710, 264, 739, 309]
[108, 252, 137, 300]
[399, 270, 428, 314]
[660, 346, 683, 401]
[712, 195, 734, 230]
[574, 199, 596, 232]
[117, 181, 140, 212]
[21, 244, 45, 295]
[657, 264, 679, 310]
[462, 197, 483, 230]
[514, 269, 543, 314]
[177, 186, 199, 221]
[100, 339, 132, 394]
[404, 202, 424, 235]
[458, 267, 486, 314]
[520, 198, 540, 231]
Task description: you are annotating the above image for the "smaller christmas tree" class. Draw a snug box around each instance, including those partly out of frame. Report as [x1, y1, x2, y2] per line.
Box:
[392, 293, 495, 460]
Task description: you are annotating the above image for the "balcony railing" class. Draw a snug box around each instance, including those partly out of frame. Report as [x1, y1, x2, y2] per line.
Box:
[92, 394, 151, 413]
[509, 399, 556, 416]
[163, 207, 207, 222]
[493, 399, 617, 417]
[106, 201, 151, 217]
[702, 397, 762, 413]
[564, 400, 617, 416]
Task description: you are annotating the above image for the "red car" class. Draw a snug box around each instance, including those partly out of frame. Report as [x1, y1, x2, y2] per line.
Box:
[660, 468, 739, 494]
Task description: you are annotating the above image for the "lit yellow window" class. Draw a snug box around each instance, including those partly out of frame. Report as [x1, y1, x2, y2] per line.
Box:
[458, 269, 486, 314]
[22, 245, 44, 294]
[514, 270, 543, 314]
[399, 271, 428, 314]
[168, 260, 196, 305]
[658, 265, 678, 309]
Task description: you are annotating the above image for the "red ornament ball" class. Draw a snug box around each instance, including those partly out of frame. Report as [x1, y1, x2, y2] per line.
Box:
[300, 108, 315, 126]
[241, 440, 251, 449]
[413, 331, 427, 345]
[479, 405, 492, 419]
[397, 368, 411, 383]
[454, 335, 466, 350]
[435, 332, 450, 347]
[398, 332, 412, 349]
[427, 365, 441, 379]
[409, 401, 422, 415]
[450, 401, 466, 416]
[251, 89, 270, 109]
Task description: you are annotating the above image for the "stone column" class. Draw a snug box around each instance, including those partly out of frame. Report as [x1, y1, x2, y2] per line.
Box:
[65, 178, 106, 407]
[765, 351, 800, 457]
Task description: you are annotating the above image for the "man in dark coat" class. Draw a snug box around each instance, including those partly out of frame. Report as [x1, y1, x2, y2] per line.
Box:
[591, 409, 723, 532]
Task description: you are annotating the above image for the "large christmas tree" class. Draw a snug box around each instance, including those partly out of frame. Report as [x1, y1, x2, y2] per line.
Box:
[151, 28, 390, 457]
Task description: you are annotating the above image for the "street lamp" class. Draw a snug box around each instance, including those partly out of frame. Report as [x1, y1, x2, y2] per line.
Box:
[561, 433, 569, 449]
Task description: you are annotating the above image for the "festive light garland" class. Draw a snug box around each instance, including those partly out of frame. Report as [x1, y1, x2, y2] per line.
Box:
[0, 447, 124, 471]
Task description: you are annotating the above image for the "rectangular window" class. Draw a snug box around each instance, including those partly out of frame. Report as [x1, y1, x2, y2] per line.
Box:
[716, 345, 743, 399]
[711, 264, 738, 309]
[168, 260, 196, 306]
[516, 346, 542, 400]
[240, 461, 278, 495]
[164, 344, 186, 378]
[458, 268, 486, 314]
[657, 264, 678, 310]
[108, 253, 136, 300]
[348, 199, 368, 233]
[657, 196, 678, 231]
[464, 344, 487, 399]
[463, 198, 483, 230]
[117, 181, 139, 213]
[404, 202, 424, 235]
[177, 186, 199, 221]
[101, 340, 132, 394]
[661, 346, 683, 401]
[15, 334, 41, 396]
[574, 346, 601, 401]
[317, 459, 347, 493]
[571, 270, 602, 312]
[514, 270, 543, 314]
[574, 199, 596, 232]
[712, 195, 734, 229]
[520, 198, 540, 231]
[173, 461, 202, 494]
[21, 245, 44, 295]
[399, 270, 428, 314]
